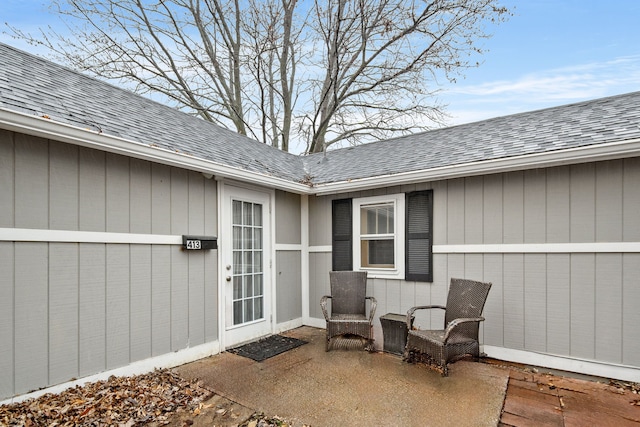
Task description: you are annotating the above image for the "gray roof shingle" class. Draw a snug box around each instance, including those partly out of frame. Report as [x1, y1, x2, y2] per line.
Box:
[303, 91, 640, 184]
[0, 43, 306, 182]
[2, 42, 640, 188]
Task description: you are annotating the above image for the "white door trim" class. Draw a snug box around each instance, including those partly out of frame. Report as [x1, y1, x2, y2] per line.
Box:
[217, 181, 275, 350]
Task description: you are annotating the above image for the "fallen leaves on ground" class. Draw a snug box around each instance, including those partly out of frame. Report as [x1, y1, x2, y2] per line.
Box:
[609, 379, 640, 407]
[610, 379, 640, 394]
[0, 369, 212, 426]
[240, 412, 309, 427]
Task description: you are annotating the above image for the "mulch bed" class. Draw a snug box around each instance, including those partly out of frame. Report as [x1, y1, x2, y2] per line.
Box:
[0, 370, 306, 427]
[0, 370, 213, 426]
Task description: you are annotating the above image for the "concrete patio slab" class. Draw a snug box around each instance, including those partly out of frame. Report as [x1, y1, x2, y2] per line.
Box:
[176, 326, 508, 426]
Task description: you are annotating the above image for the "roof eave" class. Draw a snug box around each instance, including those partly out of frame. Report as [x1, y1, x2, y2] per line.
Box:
[0, 108, 313, 194]
[311, 137, 640, 195]
[4, 107, 639, 197]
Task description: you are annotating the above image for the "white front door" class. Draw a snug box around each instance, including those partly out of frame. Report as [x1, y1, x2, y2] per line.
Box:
[221, 185, 272, 348]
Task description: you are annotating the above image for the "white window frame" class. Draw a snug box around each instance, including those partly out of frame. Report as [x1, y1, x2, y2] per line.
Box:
[353, 193, 405, 279]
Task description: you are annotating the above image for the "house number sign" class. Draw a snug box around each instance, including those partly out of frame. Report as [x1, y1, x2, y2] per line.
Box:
[185, 239, 202, 250]
[182, 235, 218, 250]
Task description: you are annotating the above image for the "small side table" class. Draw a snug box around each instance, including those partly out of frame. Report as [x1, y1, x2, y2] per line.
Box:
[380, 313, 413, 355]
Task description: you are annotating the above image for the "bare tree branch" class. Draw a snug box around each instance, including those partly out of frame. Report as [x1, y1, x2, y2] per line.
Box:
[8, 0, 509, 153]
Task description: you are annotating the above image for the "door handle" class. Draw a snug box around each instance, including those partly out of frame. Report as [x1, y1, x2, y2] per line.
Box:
[226, 276, 232, 282]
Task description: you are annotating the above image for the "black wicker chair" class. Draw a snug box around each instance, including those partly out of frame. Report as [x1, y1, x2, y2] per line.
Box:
[403, 278, 491, 376]
[320, 271, 377, 351]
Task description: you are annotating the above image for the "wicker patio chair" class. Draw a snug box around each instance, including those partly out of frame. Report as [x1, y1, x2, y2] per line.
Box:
[403, 278, 491, 376]
[320, 271, 377, 351]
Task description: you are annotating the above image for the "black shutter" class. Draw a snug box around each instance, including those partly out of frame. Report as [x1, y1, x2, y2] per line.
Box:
[332, 198, 353, 271]
[405, 190, 433, 282]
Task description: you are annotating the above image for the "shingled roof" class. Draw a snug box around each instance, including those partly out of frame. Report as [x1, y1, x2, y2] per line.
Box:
[2, 42, 640, 190]
[0, 43, 305, 183]
[304, 91, 640, 184]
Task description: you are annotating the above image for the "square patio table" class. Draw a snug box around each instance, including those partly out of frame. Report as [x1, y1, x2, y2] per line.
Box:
[380, 313, 413, 355]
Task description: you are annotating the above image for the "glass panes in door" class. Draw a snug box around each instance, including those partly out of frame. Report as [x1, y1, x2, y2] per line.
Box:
[232, 200, 264, 325]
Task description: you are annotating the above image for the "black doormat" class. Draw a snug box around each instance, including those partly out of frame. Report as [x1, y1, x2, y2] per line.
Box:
[228, 334, 307, 362]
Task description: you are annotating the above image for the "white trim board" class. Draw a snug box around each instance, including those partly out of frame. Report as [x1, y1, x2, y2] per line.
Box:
[4, 107, 640, 197]
[5, 232, 638, 254]
[301, 195, 311, 323]
[307, 242, 640, 256]
[0, 340, 220, 405]
[483, 345, 640, 383]
[304, 317, 326, 329]
[0, 227, 182, 245]
[275, 318, 304, 334]
[309, 245, 332, 253]
[434, 242, 640, 254]
[275, 244, 304, 251]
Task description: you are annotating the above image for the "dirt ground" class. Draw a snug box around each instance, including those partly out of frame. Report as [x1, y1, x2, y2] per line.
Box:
[1, 361, 637, 427]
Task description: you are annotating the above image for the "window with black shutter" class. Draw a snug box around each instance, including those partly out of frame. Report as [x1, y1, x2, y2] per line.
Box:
[331, 191, 433, 281]
[405, 190, 433, 282]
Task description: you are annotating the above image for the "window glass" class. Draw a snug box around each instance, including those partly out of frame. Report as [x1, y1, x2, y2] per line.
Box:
[253, 203, 263, 226]
[360, 239, 395, 267]
[359, 202, 396, 269]
[232, 200, 242, 224]
[360, 203, 394, 234]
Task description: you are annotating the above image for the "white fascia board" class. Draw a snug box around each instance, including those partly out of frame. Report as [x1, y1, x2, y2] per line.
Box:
[5, 107, 640, 197]
[0, 108, 312, 194]
[311, 137, 640, 195]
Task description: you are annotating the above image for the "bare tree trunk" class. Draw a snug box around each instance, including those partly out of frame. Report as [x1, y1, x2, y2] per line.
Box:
[309, 0, 345, 153]
[278, 0, 296, 153]
[202, 0, 247, 135]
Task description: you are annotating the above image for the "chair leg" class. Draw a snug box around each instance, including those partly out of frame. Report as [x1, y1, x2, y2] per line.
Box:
[441, 364, 449, 377]
[365, 339, 375, 352]
[325, 336, 331, 352]
[402, 349, 412, 363]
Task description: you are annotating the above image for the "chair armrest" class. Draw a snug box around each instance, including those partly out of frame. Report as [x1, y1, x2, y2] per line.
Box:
[443, 317, 486, 342]
[366, 296, 377, 323]
[406, 305, 446, 328]
[320, 295, 332, 321]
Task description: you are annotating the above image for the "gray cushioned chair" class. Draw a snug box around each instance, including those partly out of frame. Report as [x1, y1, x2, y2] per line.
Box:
[320, 271, 377, 351]
[403, 278, 491, 376]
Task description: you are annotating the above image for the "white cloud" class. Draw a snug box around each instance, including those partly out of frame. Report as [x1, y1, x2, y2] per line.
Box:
[443, 54, 640, 125]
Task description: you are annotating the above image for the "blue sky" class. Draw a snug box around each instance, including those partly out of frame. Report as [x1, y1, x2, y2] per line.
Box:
[1, 0, 639, 132]
[442, 1, 640, 125]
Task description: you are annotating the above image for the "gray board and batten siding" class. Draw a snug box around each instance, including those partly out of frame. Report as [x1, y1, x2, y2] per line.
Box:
[3, 41, 640, 398]
[275, 190, 303, 324]
[0, 43, 308, 400]
[308, 158, 640, 369]
[0, 130, 219, 399]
